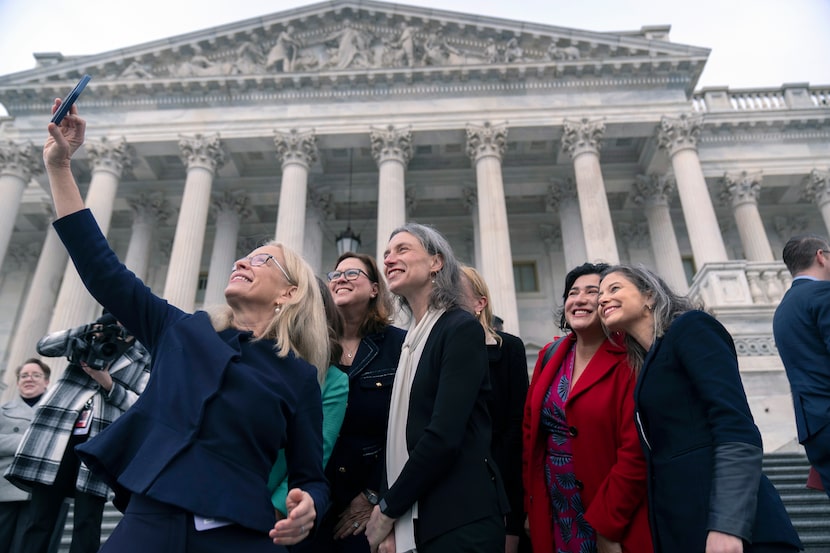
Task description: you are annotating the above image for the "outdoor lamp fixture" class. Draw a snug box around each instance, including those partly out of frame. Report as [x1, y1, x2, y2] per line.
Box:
[336, 148, 361, 256]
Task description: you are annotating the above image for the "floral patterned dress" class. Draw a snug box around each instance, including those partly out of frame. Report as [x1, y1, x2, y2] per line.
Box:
[540, 343, 596, 553]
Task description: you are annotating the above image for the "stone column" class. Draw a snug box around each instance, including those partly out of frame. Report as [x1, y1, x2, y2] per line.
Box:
[658, 114, 728, 266]
[539, 224, 563, 306]
[466, 122, 519, 335]
[804, 169, 830, 238]
[561, 118, 619, 264]
[274, 129, 318, 254]
[463, 186, 481, 267]
[0, 140, 40, 270]
[50, 137, 132, 334]
[632, 174, 688, 292]
[124, 193, 170, 282]
[546, 177, 588, 271]
[204, 191, 250, 307]
[163, 134, 224, 311]
[3, 210, 69, 392]
[305, 187, 334, 276]
[720, 171, 774, 262]
[371, 125, 413, 261]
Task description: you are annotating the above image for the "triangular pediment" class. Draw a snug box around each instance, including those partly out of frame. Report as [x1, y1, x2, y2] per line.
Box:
[0, 0, 710, 113]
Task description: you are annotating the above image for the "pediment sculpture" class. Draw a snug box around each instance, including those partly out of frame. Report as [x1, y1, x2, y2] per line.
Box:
[115, 19, 586, 80]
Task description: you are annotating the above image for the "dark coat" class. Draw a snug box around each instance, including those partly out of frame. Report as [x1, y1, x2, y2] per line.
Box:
[773, 277, 830, 442]
[381, 309, 508, 546]
[326, 326, 406, 508]
[637, 310, 800, 552]
[487, 331, 529, 537]
[523, 334, 652, 553]
[53, 209, 328, 534]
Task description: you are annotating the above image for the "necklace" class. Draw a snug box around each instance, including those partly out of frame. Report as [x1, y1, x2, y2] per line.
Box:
[341, 339, 360, 360]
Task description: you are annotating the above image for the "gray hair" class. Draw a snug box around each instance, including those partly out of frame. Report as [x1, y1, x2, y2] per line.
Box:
[600, 264, 700, 372]
[388, 223, 464, 316]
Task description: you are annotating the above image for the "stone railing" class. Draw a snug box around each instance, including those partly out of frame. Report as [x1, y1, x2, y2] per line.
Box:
[689, 260, 790, 308]
[688, 260, 791, 363]
[692, 83, 830, 113]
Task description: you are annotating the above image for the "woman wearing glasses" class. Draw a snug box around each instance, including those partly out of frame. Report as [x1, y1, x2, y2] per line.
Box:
[306, 253, 406, 553]
[41, 100, 329, 552]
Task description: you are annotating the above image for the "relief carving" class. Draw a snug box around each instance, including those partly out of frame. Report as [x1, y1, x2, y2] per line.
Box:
[111, 15, 596, 79]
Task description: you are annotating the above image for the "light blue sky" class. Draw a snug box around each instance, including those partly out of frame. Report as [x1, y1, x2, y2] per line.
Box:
[1, 0, 828, 89]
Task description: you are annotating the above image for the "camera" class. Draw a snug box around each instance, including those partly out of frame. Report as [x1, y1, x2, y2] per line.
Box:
[37, 319, 131, 371]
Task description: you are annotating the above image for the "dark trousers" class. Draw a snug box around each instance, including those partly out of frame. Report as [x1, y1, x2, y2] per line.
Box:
[103, 494, 285, 553]
[19, 484, 105, 553]
[417, 514, 504, 553]
[0, 500, 31, 553]
[804, 422, 830, 501]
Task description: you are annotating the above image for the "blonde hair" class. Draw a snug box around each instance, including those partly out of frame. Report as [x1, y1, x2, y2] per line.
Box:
[460, 265, 502, 346]
[208, 241, 330, 383]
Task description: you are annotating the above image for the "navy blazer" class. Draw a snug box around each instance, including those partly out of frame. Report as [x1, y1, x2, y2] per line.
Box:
[54, 209, 328, 534]
[773, 277, 830, 442]
[381, 308, 508, 545]
[636, 310, 800, 552]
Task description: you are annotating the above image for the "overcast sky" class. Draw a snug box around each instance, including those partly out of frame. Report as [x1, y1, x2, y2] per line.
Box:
[1, 0, 829, 89]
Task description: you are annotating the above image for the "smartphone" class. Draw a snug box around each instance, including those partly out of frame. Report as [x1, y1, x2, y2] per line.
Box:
[51, 74, 92, 125]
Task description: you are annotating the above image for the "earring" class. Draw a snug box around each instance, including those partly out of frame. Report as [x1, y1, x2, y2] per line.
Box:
[475, 310, 481, 316]
[275, 304, 282, 314]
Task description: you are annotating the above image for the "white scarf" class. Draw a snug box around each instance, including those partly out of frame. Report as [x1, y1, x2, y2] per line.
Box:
[385, 307, 445, 553]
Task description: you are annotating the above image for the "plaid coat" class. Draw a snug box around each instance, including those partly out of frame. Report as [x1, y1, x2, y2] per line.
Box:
[5, 340, 151, 498]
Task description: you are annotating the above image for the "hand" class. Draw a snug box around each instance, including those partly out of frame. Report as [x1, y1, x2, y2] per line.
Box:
[377, 531, 396, 553]
[80, 362, 113, 392]
[596, 533, 622, 553]
[44, 98, 86, 170]
[505, 534, 520, 553]
[366, 505, 395, 552]
[332, 492, 374, 539]
[705, 530, 744, 553]
[269, 488, 316, 546]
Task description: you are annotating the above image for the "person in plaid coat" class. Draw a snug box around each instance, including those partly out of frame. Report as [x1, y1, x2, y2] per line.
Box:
[5, 315, 151, 553]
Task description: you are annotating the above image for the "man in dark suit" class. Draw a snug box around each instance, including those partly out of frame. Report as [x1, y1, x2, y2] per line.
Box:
[773, 233, 830, 498]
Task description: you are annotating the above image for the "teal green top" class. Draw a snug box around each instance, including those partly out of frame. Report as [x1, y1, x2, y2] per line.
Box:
[268, 366, 349, 515]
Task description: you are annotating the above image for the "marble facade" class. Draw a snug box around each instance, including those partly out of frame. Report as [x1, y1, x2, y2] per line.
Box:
[0, 0, 829, 449]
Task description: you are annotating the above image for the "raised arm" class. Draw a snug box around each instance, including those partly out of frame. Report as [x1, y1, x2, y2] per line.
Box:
[44, 98, 86, 217]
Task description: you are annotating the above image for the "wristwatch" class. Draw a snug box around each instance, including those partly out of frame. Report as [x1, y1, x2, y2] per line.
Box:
[363, 489, 380, 506]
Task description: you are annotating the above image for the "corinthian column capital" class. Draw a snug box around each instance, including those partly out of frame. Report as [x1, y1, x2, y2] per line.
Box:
[561, 118, 605, 158]
[632, 173, 676, 207]
[274, 129, 318, 170]
[804, 168, 830, 206]
[127, 192, 172, 225]
[86, 136, 133, 177]
[178, 133, 225, 173]
[720, 170, 763, 207]
[370, 125, 413, 167]
[657, 114, 703, 155]
[546, 177, 578, 211]
[211, 190, 252, 220]
[0, 140, 41, 181]
[466, 122, 508, 163]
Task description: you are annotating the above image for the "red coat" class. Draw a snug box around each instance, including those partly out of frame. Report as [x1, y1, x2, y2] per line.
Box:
[522, 334, 653, 553]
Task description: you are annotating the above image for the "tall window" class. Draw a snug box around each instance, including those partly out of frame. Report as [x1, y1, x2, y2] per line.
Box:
[513, 261, 539, 293]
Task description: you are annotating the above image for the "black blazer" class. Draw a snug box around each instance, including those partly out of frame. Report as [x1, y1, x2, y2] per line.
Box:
[381, 308, 508, 545]
[773, 277, 830, 442]
[636, 310, 800, 552]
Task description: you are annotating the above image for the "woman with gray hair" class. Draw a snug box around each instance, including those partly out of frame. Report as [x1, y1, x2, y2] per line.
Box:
[598, 264, 801, 553]
[365, 223, 508, 553]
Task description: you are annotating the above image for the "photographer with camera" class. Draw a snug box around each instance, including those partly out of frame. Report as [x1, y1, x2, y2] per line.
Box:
[5, 311, 151, 553]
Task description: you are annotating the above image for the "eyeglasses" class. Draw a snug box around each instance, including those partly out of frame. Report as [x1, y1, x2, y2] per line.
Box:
[327, 268, 371, 282]
[19, 372, 46, 381]
[233, 253, 295, 285]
